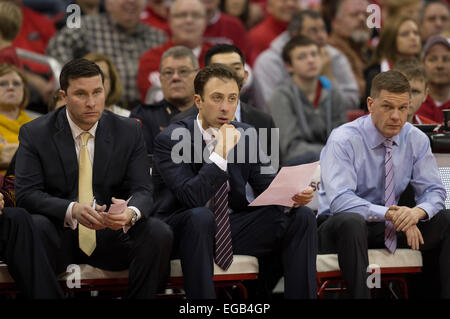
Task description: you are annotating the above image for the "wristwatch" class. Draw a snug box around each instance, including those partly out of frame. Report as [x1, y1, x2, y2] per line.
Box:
[129, 210, 138, 227]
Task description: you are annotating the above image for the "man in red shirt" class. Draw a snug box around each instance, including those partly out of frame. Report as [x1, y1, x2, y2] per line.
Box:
[201, 0, 251, 61]
[137, 0, 212, 103]
[10, 1, 56, 75]
[140, 0, 170, 36]
[248, 0, 300, 65]
[416, 35, 450, 123]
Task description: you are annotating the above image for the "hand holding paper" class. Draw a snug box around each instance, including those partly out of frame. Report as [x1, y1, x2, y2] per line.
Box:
[249, 161, 319, 207]
[100, 196, 133, 230]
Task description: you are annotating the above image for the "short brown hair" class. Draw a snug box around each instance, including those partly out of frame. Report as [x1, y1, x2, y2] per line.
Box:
[59, 58, 104, 92]
[83, 52, 123, 106]
[0, 2, 22, 42]
[194, 63, 242, 98]
[393, 58, 428, 87]
[282, 35, 318, 64]
[370, 70, 411, 99]
[0, 63, 29, 108]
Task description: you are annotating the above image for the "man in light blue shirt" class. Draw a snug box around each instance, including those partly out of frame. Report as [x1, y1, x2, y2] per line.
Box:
[318, 70, 450, 298]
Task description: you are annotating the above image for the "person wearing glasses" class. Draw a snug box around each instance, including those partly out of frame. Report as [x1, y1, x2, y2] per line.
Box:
[131, 46, 199, 155]
[137, 0, 212, 104]
[0, 63, 33, 175]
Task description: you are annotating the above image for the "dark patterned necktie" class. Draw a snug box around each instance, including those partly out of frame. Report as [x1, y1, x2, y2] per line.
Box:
[213, 182, 233, 270]
[384, 139, 397, 254]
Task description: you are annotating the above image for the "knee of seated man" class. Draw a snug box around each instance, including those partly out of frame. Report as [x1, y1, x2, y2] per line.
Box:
[290, 206, 317, 226]
[2, 207, 32, 226]
[184, 207, 216, 233]
[334, 212, 367, 235]
[144, 217, 174, 248]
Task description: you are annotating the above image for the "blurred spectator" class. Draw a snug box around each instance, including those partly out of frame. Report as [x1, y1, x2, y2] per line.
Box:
[0, 63, 32, 174]
[220, 0, 263, 29]
[202, 0, 251, 61]
[385, 0, 423, 23]
[416, 34, 450, 123]
[253, 9, 360, 109]
[266, 35, 346, 166]
[419, 0, 449, 43]
[328, 0, 372, 102]
[0, 1, 22, 68]
[364, 17, 422, 103]
[83, 52, 130, 117]
[140, 0, 170, 36]
[131, 46, 197, 154]
[248, 0, 300, 65]
[0, 1, 55, 114]
[46, 0, 167, 108]
[2, 0, 57, 75]
[54, 0, 106, 30]
[137, 0, 211, 103]
[393, 58, 435, 124]
[47, 89, 65, 112]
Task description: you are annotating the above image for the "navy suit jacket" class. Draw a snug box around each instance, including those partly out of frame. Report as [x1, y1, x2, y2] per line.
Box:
[152, 115, 275, 216]
[15, 107, 153, 223]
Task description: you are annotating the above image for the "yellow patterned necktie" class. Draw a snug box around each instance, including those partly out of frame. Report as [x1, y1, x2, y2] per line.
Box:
[78, 132, 96, 256]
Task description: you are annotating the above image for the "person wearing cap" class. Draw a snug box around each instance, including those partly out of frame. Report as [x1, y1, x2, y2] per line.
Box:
[416, 35, 450, 123]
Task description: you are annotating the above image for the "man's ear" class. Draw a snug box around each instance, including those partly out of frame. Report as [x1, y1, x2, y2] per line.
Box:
[423, 87, 429, 103]
[193, 94, 202, 109]
[243, 69, 249, 85]
[59, 89, 67, 102]
[367, 96, 374, 113]
[285, 62, 293, 74]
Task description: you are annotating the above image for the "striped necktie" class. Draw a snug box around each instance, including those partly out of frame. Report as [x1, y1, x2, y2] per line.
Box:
[213, 182, 233, 270]
[78, 132, 96, 256]
[383, 138, 397, 254]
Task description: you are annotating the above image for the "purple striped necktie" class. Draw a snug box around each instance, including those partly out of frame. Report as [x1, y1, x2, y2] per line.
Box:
[213, 182, 233, 270]
[384, 139, 397, 254]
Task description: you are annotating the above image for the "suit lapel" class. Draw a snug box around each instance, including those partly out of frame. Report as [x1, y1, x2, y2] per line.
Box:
[53, 108, 78, 186]
[93, 113, 112, 186]
[188, 117, 206, 170]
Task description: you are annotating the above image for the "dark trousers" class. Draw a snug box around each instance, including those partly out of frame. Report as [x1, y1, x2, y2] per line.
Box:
[161, 205, 318, 299]
[0, 207, 63, 298]
[31, 214, 173, 299]
[318, 211, 450, 298]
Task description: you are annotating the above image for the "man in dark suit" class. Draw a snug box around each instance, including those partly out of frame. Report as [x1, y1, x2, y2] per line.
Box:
[171, 43, 279, 161]
[14, 59, 173, 299]
[130, 45, 198, 155]
[152, 64, 317, 299]
[0, 193, 64, 298]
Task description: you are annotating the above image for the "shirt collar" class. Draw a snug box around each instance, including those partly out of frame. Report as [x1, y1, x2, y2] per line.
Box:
[66, 108, 98, 140]
[234, 100, 241, 122]
[364, 114, 400, 149]
[196, 114, 214, 145]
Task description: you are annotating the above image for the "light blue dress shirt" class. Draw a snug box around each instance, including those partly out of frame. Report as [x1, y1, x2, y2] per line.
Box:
[318, 114, 446, 221]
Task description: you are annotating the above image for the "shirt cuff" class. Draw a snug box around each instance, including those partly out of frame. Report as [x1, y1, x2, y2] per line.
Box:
[416, 203, 434, 221]
[210, 152, 227, 171]
[123, 206, 141, 233]
[64, 202, 78, 230]
[367, 204, 388, 222]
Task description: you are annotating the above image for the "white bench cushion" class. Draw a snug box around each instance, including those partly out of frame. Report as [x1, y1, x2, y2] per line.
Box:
[317, 248, 423, 273]
[1, 255, 259, 284]
[169, 255, 259, 277]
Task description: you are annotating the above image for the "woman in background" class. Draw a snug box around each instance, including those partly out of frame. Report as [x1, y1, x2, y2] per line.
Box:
[364, 16, 422, 104]
[0, 63, 32, 174]
[83, 52, 130, 117]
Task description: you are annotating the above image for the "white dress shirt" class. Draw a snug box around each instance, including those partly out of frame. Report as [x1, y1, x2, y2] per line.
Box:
[64, 110, 141, 232]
